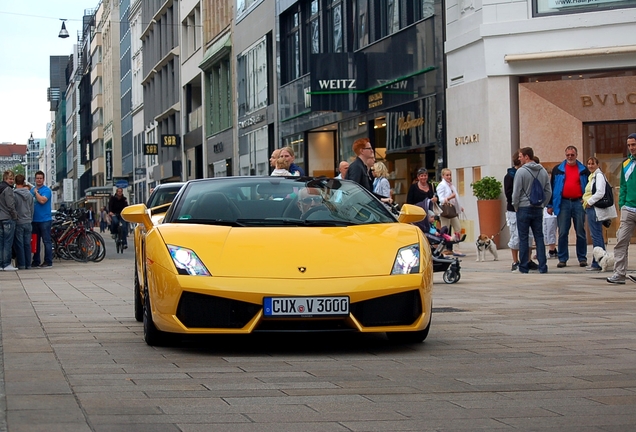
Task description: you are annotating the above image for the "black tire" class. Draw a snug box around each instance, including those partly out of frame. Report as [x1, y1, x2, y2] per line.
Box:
[134, 265, 143, 322]
[89, 232, 106, 262]
[386, 318, 431, 344]
[143, 287, 171, 346]
[443, 268, 461, 284]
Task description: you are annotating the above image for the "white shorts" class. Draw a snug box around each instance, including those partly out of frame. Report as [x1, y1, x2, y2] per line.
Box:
[506, 211, 533, 250]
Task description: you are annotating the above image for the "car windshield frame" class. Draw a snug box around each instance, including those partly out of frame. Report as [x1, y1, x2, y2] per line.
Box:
[146, 183, 185, 208]
[163, 177, 397, 227]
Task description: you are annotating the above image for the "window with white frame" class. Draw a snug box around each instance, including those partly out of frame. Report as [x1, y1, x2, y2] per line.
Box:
[237, 37, 268, 117]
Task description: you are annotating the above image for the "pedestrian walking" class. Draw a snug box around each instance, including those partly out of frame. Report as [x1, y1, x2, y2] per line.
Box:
[99, 206, 109, 233]
[548, 145, 590, 268]
[607, 133, 636, 284]
[511, 147, 552, 274]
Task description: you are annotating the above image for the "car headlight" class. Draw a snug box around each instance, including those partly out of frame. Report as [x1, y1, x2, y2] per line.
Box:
[167, 245, 210, 276]
[391, 244, 420, 274]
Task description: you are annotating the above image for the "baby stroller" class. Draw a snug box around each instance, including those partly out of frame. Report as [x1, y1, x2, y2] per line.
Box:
[413, 198, 464, 284]
[428, 233, 463, 284]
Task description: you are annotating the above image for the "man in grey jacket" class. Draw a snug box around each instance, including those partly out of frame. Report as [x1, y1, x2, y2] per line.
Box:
[512, 147, 552, 274]
[13, 174, 34, 269]
[0, 170, 18, 271]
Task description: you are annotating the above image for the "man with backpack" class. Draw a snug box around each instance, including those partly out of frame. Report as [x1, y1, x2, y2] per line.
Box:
[512, 147, 552, 274]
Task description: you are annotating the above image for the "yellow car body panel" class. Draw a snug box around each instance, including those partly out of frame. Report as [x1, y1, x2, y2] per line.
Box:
[142, 223, 432, 334]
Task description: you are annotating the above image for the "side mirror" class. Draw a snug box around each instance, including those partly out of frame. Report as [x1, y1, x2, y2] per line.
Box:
[121, 203, 153, 231]
[397, 204, 425, 224]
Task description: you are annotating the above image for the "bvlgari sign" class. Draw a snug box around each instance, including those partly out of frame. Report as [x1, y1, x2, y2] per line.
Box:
[455, 134, 480, 145]
[581, 93, 636, 107]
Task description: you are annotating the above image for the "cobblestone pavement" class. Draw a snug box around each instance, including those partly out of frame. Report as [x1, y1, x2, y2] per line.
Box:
[0, 239, 635, 431]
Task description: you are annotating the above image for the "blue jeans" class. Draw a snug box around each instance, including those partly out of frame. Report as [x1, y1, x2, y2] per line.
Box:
[557, 198, 587, 263]
[32, 220, 53, 266]
[517, 206, 547, 273]
[586, 207, 604, 268]
[13, 222, 32, 269]
[0, 219, 16, 268]
[111, 215, 128, 247]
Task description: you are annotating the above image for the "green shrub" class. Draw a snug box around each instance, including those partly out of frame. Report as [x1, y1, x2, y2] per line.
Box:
[471, 176, 503, 200]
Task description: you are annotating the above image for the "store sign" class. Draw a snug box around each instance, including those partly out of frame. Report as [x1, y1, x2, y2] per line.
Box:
[162, 134, 179, 147]
[144, 144, 158, 155]
[549, 0, 615, 8]
[455, 134, 480, 145]
[581, 93, 636, 107]
[398, 114, 424, 132]
[105, 150, 112, 181]
[369, 93, 383, 109]
[238, 114, 265, 129]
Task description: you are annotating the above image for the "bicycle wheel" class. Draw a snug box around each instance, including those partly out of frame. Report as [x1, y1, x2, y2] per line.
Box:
[88, 232, 106, 262]
[68, 232, 90, 262]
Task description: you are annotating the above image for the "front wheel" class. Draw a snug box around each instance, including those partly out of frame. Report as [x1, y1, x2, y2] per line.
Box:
[134, 265, 143, 322]
[143, 287, 172, 346]
[443, 268, 461, 284]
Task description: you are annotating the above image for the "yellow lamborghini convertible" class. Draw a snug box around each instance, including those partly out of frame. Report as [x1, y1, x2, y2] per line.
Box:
[122, 176, 432, 346]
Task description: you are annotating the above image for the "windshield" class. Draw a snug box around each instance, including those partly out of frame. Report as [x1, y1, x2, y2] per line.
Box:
[165, 177, 397, 226]
[146, 184, 184, 208]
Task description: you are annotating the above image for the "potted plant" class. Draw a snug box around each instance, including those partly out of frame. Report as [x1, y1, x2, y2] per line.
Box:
[470, 176, 503, 247]
[471, 176, 503, 200]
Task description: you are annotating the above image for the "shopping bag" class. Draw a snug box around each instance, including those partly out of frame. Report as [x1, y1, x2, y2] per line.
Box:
[31, 233, 37, 253]
[459, 211, 474, 243]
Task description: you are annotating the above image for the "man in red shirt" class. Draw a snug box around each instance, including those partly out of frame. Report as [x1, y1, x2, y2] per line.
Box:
[547, 146, 590, 268]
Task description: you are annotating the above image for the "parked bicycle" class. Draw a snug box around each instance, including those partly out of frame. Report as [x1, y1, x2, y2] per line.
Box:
[51, 208, 106, 262]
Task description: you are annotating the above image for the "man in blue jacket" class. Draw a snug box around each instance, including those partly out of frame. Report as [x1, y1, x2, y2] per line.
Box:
[547, 146, 589, 268]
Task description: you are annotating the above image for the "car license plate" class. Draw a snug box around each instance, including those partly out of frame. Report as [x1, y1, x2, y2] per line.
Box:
[263, 296, 349, 317]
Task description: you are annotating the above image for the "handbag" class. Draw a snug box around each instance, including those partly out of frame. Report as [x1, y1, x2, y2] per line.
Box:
[440, 202, 458, 219]
[592, 175, 614, 209]
[431, 201, 443, 216]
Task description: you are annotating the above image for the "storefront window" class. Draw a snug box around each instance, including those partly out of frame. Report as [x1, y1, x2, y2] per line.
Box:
[535, 0, 636, 15]
[238, 126, 269, 176]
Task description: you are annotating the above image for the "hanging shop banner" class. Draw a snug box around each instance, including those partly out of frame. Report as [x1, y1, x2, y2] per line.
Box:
[144, 143, 159, 155]
[105, 150, 113, 181]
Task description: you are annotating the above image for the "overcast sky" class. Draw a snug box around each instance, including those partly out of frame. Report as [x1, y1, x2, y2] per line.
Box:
[0, 1, 95, 144]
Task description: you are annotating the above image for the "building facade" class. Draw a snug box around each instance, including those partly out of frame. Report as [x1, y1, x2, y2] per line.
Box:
[276, 0, 445, 201]
[141, 0, 182, 185]
[445, 0, 636, 243]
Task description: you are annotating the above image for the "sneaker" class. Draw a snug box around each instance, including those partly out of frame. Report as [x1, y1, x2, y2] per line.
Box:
[528, 261, 539, 271]
[586, 266, 601, 272]
[606, 274, 625, 284]
[123, 245, 128, 249]
[627, 275, 636, 284]
[3, 265, 18, 271]
[557, 261, 567, 268]
[39, 263, 52, 269]
[579, 261, 588, 267]
[548, 250, 558, 259]
[511, 262, 519, 272]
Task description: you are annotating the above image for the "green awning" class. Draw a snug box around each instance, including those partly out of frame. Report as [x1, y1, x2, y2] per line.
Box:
[199, 33, 232, 70]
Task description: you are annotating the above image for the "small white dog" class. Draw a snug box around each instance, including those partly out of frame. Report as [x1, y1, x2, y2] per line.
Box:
[593, 246, 614, 272]
[476, 234, 498, 262]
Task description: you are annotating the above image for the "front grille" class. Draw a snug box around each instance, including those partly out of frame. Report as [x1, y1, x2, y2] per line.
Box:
[255, 319, 353, 332]
[176, 292, 260, 329]
[350, 290, 422, 327]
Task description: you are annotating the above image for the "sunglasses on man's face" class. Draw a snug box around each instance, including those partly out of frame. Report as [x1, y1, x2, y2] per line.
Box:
[301, 197, 322, 204]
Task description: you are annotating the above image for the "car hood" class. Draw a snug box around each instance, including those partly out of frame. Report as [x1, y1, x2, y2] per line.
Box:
[156, 224, 423, 278]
